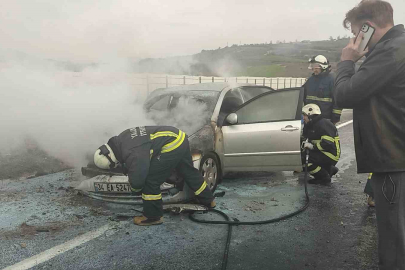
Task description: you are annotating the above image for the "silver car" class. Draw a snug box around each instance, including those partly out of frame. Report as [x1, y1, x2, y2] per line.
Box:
[78, 83, 304, 204]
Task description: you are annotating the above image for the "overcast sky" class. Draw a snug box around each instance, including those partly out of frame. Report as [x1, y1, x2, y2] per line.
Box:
[1, 0, 405, 62]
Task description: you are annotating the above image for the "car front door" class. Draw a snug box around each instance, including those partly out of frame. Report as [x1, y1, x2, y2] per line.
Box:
[221, 88, 303, 172]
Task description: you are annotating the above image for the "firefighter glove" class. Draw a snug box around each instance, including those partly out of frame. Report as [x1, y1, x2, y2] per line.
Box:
[303, 142, 314, 150]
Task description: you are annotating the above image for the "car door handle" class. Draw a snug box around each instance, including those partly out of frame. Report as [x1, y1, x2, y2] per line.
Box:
[281, 126, 299, 131]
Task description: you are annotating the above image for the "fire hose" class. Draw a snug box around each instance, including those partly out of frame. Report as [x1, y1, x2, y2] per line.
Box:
[188, 147, 311, 270]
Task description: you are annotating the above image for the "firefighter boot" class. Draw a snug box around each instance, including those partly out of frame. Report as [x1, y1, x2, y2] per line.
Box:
[133, 216, 164, 226]
[329, 166, 339, 177]
[196, 199, 216, 209]
[208, 200, 216, 209]
[308, 168, 331, 186]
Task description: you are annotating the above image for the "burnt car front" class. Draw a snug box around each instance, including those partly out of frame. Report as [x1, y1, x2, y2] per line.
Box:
[77, 83, 223, 204]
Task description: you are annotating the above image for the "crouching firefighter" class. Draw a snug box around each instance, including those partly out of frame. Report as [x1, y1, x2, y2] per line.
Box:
[301, 104, 340, 185]
[93, 126, 215, 226]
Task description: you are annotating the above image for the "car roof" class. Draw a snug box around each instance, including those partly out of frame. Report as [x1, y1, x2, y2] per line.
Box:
[150, 82, 258, 96]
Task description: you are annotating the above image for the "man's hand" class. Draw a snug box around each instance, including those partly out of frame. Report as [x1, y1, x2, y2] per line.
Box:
[340, 32, 369, 62]
[303, 142, 314, 150]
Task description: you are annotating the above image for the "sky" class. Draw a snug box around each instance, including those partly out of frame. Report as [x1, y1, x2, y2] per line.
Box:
[1, 0, 405, 61]
[1, 0, 405, 169]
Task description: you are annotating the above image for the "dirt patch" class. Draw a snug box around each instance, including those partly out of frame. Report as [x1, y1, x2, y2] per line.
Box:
[0, 142, 72, 180]
[0, 190, 28, 202]
[2, 221, 77, 240]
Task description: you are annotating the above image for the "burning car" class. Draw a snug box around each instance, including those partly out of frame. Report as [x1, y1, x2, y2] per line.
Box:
[77, 82, 304, 204]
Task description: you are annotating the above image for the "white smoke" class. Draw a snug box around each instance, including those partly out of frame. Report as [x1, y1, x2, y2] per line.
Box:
[0, 55, 152, 167]
[146, 96, 211, 135]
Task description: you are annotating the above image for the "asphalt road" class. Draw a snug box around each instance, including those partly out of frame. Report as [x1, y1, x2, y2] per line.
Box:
[0, 109, 379, 270]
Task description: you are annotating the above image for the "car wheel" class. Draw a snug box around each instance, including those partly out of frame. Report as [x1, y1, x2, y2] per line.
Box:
[199, 153, 220, 192]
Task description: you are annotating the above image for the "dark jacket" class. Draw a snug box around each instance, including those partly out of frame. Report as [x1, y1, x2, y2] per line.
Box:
[303, 115, 340, 163]
[107, 126, 185, 189]
[304, 70, 342, 123]
[334, 24, 405, 173]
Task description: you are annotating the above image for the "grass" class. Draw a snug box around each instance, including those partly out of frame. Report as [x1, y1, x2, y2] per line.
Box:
[236, 65, 286, 77]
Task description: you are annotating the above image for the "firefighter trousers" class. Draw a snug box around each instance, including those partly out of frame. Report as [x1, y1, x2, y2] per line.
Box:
[301, 150, 336, 180]
[142, 138, 214, 218]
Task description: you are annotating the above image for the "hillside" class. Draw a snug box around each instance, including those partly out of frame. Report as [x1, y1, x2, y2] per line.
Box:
[135, 38, 351, 78]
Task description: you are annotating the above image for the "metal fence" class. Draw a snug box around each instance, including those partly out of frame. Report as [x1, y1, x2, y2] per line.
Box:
[132, 74, 307, 99]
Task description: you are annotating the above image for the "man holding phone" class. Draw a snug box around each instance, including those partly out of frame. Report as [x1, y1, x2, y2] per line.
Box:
[334, 1, 405, 269]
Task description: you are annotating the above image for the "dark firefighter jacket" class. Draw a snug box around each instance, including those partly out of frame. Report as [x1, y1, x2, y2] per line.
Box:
[303, 115, 341, 163]
[304, 70, 342, 123]
[334, 24, 405, 173]
[107, 126, 186, 189]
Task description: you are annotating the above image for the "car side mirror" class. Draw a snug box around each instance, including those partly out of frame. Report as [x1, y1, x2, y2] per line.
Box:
[226, 113, 238, 125]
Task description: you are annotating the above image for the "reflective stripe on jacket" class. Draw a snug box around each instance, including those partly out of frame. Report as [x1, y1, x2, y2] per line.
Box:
[303, 115, 341, 163]
[304, 71, 342, 123]
[108, 126, 186, 190]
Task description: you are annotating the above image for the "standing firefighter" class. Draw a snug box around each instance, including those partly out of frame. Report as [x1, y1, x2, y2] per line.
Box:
[94, 126, 215, 226]
[304, 55, 342, 125]
[302, 104, 340, 185]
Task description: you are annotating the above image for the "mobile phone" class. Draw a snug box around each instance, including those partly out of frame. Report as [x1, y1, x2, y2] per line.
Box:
[356, 23, 375, 51]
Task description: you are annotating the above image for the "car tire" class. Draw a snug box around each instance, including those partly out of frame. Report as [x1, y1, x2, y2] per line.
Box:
[199, 152, 220, 192]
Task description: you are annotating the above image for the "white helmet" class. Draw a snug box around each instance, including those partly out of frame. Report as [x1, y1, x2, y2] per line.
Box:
[308, 55, 330, 70]
[94, 144, 119, 169]
[302, 104, 321, 116]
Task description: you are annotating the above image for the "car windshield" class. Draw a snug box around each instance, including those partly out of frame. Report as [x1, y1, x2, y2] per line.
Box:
[145, 90, 220, 135]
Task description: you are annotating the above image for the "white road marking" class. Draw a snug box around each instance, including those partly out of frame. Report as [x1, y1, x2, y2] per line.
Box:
[3, 222, 127, 270]
[336, 120, 353, 129]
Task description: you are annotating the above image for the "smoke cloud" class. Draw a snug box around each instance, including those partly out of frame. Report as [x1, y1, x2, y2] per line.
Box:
[146, 96, 212, 135]
[0, 53, 153, 167]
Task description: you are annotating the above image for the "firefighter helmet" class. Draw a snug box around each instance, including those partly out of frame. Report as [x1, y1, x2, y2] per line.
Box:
[308, 55, 330, 70]
[94, 144, 119, 169]
[302, 104, 321, 116]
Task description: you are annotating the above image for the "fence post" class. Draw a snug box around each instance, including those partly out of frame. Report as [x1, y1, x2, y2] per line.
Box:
[212, 76, 214, 82]
[166, 75, 168, 88]
[263, 78, 265, 86]
[277, 78, 279, 89]
[254, 79, 257, 85]
[236, 77, 238, 83]
[183, 76, 186, 85]
[283, 78, 285, 89]
[270, 78, 272, 88]
[246, 78, 248, 83]
[295, 78, 297, 87]
[199, 76, 201, 83]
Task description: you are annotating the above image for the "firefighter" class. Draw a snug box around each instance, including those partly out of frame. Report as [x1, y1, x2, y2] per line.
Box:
[94, 126, 215, 226]
[304, 55, 342, 125]
[302, 104, 340, 185]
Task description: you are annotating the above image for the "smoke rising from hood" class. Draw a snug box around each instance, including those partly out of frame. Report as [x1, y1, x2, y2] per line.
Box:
[0, 55, 153, 167]
[146, 96, 212, 135]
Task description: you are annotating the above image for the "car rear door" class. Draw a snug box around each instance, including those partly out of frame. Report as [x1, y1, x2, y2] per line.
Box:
[221, 88, 303, 171]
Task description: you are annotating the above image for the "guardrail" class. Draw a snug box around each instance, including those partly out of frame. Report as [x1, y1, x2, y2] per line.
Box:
[132, 74, 307, 97]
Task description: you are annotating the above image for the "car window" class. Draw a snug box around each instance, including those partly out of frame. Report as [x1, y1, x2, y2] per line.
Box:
[238, 86, 272, 103]
[219, 89, 244, 114]
[235, 90, 300, 124]
[149, 95, 171, 111]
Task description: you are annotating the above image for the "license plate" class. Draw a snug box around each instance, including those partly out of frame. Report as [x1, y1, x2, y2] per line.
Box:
[94, 182, 131, 193]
